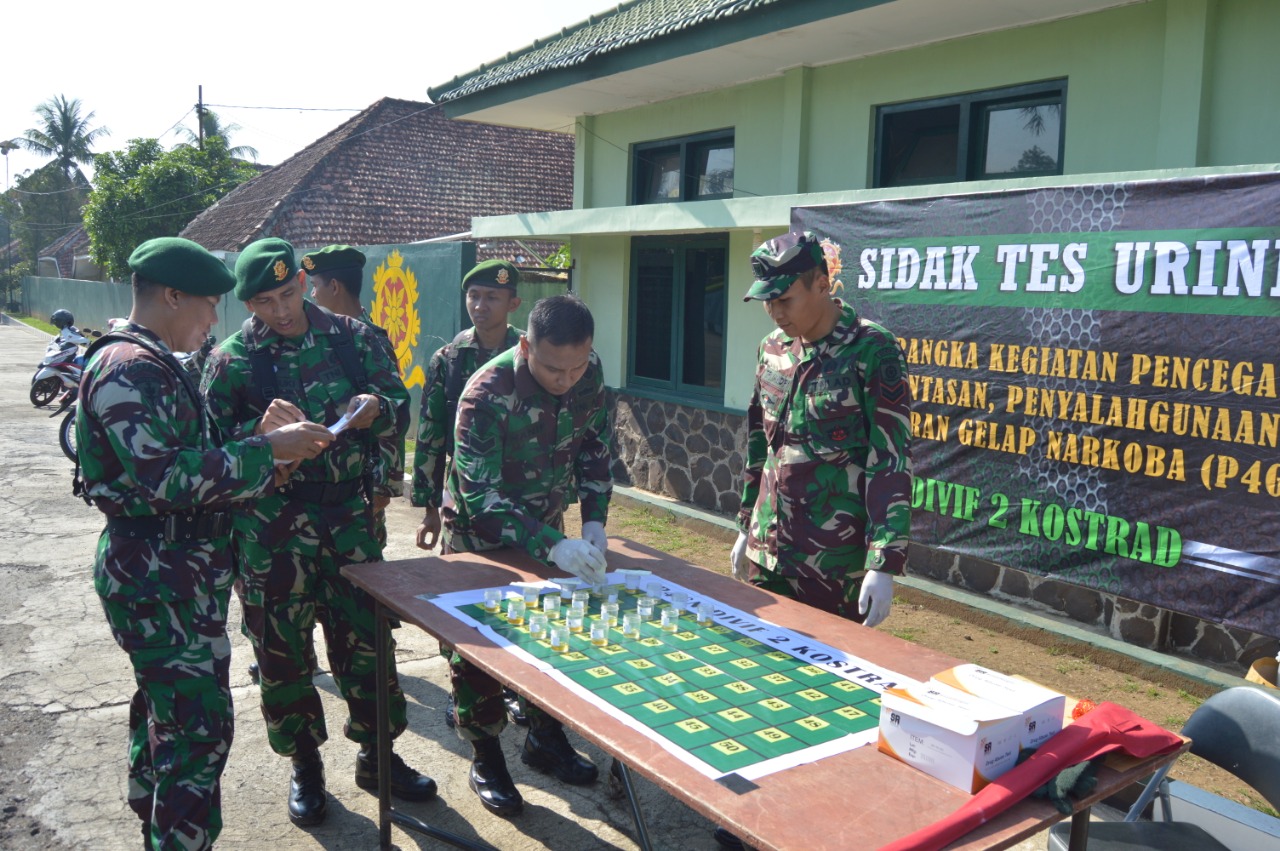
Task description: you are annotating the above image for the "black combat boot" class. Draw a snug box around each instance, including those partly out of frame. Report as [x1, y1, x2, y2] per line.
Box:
[287, 751, 327, 826]
[521, 715, 598, 785]
[469, 737, 523, 816]
[355, 746, 438, 801]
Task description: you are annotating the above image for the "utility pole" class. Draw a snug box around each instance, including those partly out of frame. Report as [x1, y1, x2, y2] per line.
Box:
[0, 139, 16, 308]
[197, 85, 205, 152]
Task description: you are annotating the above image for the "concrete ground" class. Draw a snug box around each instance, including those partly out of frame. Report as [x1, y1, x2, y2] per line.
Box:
[0, 318, 1062, 850]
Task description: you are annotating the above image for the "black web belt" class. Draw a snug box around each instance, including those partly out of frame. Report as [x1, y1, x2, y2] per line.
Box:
[106, 511, 232, 542]
[280, 477, 365, 506]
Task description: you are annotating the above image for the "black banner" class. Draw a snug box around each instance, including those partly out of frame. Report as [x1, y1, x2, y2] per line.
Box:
[794, 172, 1280, 638]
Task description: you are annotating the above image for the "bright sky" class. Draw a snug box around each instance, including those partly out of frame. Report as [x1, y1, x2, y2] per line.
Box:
[1, 0, 614, 187]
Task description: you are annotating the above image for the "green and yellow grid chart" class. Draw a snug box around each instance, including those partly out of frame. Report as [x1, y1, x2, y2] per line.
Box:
[425, 575, 907, 781]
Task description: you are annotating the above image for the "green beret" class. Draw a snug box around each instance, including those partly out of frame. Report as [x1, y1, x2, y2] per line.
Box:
[744, 231, 827, 301]
[127, 237, 235, 296]
[462, 259, 520, 291]
[301, 244, 365, 276]
[234, 237, 298, 301]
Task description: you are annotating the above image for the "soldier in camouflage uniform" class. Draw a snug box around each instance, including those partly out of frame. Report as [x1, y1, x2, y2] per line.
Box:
[412, 258, 523, 551]
[76, 237, 333, 850]
[732, 231, 912, 627]
[201, 238, 433, 829]
[445, 294, 612, 817]
[303, 244, 408, 548]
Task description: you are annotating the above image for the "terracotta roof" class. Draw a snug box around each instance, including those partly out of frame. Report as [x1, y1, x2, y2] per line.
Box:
[37, 225, 90, 278]
[429, 0, 782, 104]
[180, 97, 573, 252]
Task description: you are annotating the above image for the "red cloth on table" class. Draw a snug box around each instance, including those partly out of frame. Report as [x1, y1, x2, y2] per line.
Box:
[878, 701, 1184, 851]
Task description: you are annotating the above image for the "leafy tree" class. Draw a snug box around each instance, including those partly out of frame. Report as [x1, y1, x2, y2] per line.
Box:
[0, 163, 88, 267]
[1013, 145, 1057, 173]
[174, 109, 260, 162]
[83, 136, 257, 279]
[18, 95, 110, 184]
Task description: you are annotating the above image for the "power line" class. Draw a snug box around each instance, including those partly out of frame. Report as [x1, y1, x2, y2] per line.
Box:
[206, 103, 363, 112]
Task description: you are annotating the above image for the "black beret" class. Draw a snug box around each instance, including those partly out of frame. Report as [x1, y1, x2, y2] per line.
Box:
[462, 259, 520, 291]
[235, 237, 298, 301]
[128, 237, 235, 296]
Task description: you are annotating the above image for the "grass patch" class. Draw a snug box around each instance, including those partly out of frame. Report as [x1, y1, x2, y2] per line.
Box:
[888, 628, 918, 642]
[10, 314, 57, 335]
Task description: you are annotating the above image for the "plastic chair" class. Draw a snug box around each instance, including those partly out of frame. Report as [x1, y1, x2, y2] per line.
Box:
[1047, 685, 1280, 851]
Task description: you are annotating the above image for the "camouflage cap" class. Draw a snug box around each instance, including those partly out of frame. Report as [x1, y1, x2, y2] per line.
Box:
[462, 258, 520, 291]
[744, 231, 826, 301]
[234, 237, 298, 301]
[127, 237, 235, 296]
[300, 244, 365, 276]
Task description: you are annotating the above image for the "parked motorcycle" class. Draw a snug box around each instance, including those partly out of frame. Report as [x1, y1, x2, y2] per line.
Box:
[58, 402, 77, 462]
[30, 337, 84, 407]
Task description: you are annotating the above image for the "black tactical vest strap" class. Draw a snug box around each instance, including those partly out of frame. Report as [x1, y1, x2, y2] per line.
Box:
[241, 316, 368, 412]
[73, 330, 207, 502]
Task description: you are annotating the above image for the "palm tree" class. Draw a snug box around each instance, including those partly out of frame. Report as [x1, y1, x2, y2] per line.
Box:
[19, 95, 110, 185]
[174, 109, 259, 162]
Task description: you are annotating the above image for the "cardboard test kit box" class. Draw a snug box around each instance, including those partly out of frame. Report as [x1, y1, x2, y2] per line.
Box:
[931, 664, 1066, 750]
[878, 679, 1023, 793]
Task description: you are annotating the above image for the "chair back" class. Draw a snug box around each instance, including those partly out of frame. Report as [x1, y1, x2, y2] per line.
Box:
[1182, 686, 1280, 809]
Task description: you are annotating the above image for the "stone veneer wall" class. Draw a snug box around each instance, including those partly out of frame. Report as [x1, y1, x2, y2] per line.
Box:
[607, 390, 1278, 673]
[609, 390, 746, 516]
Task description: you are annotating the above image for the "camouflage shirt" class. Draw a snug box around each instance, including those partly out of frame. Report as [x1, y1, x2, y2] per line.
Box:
[444, 345, 612, 562]
[411, 325, 523, 508]
[355, 307, 408, 498]
[77, 323, 276, 602]
[738, 299, 912, 579]
[201, 301, 409, 557]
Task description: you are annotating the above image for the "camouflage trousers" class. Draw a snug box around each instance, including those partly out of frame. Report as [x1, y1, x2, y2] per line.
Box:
[99, 590, 233, 851]
[444, 643, 547, 742]
[747, 559, 870, 624]
[238, 544, 407, 756]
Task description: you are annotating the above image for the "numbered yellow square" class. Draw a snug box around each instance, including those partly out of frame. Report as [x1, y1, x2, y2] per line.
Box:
[627, 659, 657, 671]
[724, 681, 756, 695]
[717, 707, 752, 723]
[759, 697, 793, 712]
[664, 651, 694, 663]
[711, 739, 746, 755]
[797, 689, 828, 702]
[585, 666, 615, 679]
[701, 644, 729, 656]
[762, 673, 793, 686]
[643, 700, 675, 714]
[613, 682, 644, 696]
[754, 727, 790, 743]
[654, 673, 684, 687]
[676, 718, 710, 734]
[728, 658, 760, 671]
[796, 716, 829, 731]
[685, 690, 717, 704]
[834, 706, 867, 720]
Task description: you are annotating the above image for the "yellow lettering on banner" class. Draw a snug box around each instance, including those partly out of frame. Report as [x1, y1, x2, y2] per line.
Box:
[1130, 355, 1277, 398]
[957, 419, 1037, 455]
[990, 344, 1118, 381]
[909, 375, 989, 410]
[1007, 388, 1278, 449]
[911, 411, 951, 442]
[898, 337, 981, 369]
[1045, 431, 1187, 481]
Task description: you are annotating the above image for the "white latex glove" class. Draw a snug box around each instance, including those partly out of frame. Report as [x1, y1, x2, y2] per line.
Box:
[550, 538, 607, 586]
[729, 532, 749, 580]
[858, 570, 893, 628]
[582, 521, 608, 556]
